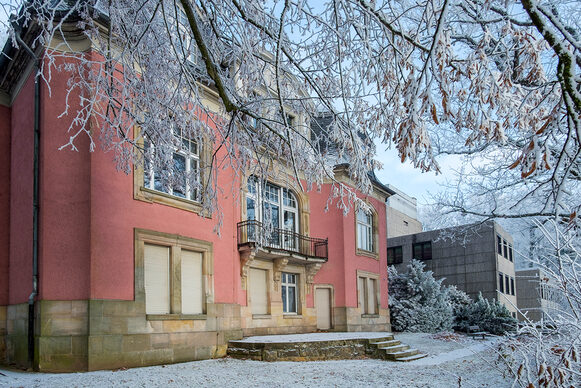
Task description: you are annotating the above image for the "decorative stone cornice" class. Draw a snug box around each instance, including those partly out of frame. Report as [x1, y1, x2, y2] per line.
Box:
[305, 263, 323, 294]
[239, 247, 255, 290]
[273, 258, 289, 291]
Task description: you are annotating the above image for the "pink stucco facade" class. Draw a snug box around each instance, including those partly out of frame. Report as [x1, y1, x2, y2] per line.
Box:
[1, 47, 391, 371]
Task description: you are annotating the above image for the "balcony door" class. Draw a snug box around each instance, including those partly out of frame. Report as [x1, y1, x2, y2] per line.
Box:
[246, 178, 298, 249]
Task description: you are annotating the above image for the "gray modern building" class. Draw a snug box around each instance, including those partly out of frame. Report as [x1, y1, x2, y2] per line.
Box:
[387, 220, 518, 317]
[516, 268, 562, 322]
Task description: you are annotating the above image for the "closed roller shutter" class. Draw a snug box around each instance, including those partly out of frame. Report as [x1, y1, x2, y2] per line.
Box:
[181, 250, 203, 314]
[144, 244, 170, 314]
[250, 268, 268, 315]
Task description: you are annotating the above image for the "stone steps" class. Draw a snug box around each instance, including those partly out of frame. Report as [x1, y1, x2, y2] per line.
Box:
[396, 353, 429, 362]
[381, 344, 409, 354]
[226, 333, 427, 362]
[367, 338, 427, 362]
[368, 336, 395, 344]
[373, 339, 401, 348]
[384, 348, 421, 360]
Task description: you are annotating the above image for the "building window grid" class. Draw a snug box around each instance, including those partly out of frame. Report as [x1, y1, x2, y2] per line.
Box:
[412, 241, 432, 261]
[387, 246, 403, 265]
[143, 127, 200, 202]
[498, 272, 504, 293]
[281, 272, 298, 314]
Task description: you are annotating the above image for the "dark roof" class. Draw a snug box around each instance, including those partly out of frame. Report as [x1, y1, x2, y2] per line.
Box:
[311, 114, 394, 198]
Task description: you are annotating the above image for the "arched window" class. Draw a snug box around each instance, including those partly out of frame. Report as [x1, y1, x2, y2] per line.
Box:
[246, 177, 299, 248]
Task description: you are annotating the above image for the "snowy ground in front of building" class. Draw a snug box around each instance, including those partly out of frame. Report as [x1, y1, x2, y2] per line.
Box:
[0, 332, 512, 387]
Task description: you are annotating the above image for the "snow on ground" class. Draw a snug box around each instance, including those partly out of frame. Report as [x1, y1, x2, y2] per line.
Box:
[0, 332, 511, 388]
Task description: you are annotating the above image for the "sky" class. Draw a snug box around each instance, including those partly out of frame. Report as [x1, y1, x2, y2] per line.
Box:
[374, 144, 456, 205]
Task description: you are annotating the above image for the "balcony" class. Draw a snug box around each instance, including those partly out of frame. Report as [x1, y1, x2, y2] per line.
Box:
[237, 220, 328, 262]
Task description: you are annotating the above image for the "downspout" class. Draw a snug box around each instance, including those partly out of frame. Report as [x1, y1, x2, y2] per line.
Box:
[14, 32, 40, 370]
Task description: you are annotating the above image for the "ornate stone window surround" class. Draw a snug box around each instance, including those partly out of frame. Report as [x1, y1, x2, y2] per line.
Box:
[357, 270, 380, 317]
[133, 125, 211, 216]
[134, 228, 214, 320]
[355, 202, 379, 259]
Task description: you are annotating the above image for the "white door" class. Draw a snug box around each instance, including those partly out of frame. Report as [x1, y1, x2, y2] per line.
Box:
[315, 288, 332, 330]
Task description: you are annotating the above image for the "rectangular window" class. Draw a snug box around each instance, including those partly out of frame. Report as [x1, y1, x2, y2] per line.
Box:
[358, 274, 378, 315]
[138, 229, 212, 318]
[143, 126, 200, 202]
[505, 275, 510, 295]
[508, 244, 513, 262]
[356, 209, 374, 252]
[497, 235, 502, 255]
[175, 7, 201, 65]
[412, 241, 432, 260]
[387, 246, 403, 265]
[498, 272, 504, 293]
[510, 277, 515, 296]
[281, 272, 298, 314]
[503, 239, 508, 259]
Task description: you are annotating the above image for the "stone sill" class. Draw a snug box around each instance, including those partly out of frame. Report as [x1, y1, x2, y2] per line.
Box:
[283, 314, 303, 319]
[252, 314, 272, 320]
[361, 314, 380, 318]
[146, 314, 207, 321]
[137, 187, 209, 217]
[355, 249, 379, 260]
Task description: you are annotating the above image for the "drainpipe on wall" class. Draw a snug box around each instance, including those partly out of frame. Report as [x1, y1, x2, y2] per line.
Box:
[14, 31, 40, 370]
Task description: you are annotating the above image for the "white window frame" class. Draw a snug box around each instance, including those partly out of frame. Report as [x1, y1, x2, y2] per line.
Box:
[143, 126, 200, 202]
[174, 6, 201, 65]
[246, 178, 299, 247]
[356, 208, 374, 252]
[281, 272, 299, 314]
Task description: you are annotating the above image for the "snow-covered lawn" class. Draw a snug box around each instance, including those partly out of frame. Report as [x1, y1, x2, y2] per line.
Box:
[0, 333, 511, 388]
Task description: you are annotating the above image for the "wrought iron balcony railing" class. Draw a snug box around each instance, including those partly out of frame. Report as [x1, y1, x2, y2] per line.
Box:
[237, 220, 328, 261]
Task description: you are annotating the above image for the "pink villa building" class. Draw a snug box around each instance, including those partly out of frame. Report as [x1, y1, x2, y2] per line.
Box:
[0, 11, 393, 372]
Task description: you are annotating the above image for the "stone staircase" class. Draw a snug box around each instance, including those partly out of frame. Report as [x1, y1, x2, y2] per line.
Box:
[368, 335, 427, 362]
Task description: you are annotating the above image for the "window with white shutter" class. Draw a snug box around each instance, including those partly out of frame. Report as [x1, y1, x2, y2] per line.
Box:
[144, 244, 170, 314]
[181, 250, 203, 314]
[136, 229, 213, 319]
